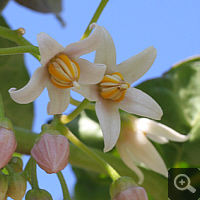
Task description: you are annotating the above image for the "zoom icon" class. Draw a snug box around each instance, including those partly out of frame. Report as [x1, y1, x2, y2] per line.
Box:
[168, 168, 200, 200]
[174, 174, 196, 193]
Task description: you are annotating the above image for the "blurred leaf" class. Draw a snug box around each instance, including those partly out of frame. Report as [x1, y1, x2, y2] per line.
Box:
[0, 0, 9, 13]
[137, 56, 200, 167]
[73, 167, 110, 200]
[67, 112, 104, 150]
[0, 16, 33, 129]
[182, 117, 200, 165]
[14, 0, 65, 26]
[14, 0, 62, 13]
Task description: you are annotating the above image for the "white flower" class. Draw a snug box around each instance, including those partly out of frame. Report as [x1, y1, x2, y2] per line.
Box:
[116, 115, 189, 184]
[74, 25, 163, 152]
[9, 23, 106, 115]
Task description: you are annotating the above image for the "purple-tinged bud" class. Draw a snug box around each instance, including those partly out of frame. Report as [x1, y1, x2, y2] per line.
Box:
[8, 157, 23, 173]
[7, 173, 27, 200]
[113, 186, 148, 200]
[0, 172, 8, 200]
[110, 177, 148, 200]
[31, 133, 70, 174]
[25, 189, 53, 200]
[0, 120, 17, 169]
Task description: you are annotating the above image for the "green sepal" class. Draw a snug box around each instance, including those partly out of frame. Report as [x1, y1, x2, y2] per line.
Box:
[0, 117, 13, 131]
[110, 177, 137, 200]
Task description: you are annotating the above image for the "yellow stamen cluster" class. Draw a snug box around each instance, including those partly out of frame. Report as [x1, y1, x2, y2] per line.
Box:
[100, 72, 130, 102]
[48, 55, 80, 89]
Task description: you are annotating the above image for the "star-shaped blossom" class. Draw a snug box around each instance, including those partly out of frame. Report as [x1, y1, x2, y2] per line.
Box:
[74, 25, 163, 152]
[9, 23, 106, 115]
[116, 115, 189, 184]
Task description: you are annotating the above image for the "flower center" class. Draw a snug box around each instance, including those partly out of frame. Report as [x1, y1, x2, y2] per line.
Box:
[48, 55, 80, 89]
[100, 72, 130, 102]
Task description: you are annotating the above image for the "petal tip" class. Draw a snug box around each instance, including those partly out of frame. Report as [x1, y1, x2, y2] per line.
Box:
[89, 23, 97, 30]
[9, 87, 17, 93]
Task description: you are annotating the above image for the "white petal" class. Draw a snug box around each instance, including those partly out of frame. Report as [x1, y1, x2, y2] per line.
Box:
[146, 133, 169, 144]
[37, 32, 64, 66]
[63, 23, 103, 58]
[75, 58, 106, 84]
[94, 26, 116, 74]
[46, 81, 70, 115]
[136, 118, 190, 142]
[72, 84, 99, 101]
[95, 99, 120, 152]
[118, 88, 163, 120]
[117, 147, 144, 184]
[9, 66, 48, 104]
[117, 130, 168, 179]
[116, 46, 157, 84]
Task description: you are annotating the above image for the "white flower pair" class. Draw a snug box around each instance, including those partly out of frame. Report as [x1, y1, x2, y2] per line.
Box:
[9, 23, 163, 151]
[9, 23, 189, 182]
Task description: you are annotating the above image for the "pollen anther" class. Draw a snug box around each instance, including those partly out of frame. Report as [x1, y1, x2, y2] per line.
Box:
[100, 72, 130, 102]
[48, 55, 80, 89]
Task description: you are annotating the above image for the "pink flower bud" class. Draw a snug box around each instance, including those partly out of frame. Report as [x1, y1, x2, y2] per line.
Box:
[0, 127, 17, 169]
[113, 186, 148, 200]
[31, 133, 70, 174]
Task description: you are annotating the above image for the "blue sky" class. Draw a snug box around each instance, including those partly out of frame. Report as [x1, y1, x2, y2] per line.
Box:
[2, 0, 200, 199]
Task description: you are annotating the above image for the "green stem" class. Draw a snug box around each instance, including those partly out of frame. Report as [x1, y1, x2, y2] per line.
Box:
[81, 0, 109, 40]
[0, 93, 4, 118]
[56, 171, 72, 200]
[0, 45, 40, 56]
[70, 97, 95, 110]
[30, 157, 39, 189]
[61, 98, 90, 124]
[0, 26, 40, 60]
[63, 127, 120, 181]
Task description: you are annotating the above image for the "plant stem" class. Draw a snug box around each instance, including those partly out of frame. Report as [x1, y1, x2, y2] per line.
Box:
[56, 171, 72, 200]
[0, 93, 4, 118]
[81, 0, 109, 40]
[0, 45, 40, 56]
[70, 97, 95, 110]
[0, 26, 40, 60]
[63, 127, 120, 181]
[61, 98, 90, 124]
[30, 157, 39, 189]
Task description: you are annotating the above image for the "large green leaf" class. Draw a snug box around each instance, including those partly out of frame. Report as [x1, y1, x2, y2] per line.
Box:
[0, 16, 33, 129]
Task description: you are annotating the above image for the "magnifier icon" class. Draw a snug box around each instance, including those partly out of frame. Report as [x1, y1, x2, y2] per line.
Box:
[174, 174, 196, 193]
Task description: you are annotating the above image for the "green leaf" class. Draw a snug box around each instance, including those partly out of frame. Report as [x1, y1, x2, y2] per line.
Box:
[0, 16, 33, 129]
[73, 168, 110, 200]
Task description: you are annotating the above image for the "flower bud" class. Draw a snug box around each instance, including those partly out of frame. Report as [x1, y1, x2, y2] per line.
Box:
[110, 177, 148, 200]
[0, 172, 8, 200]
[31, 133, 70, 174]
[7, 173, 27, 200]
[8, 157, 23, 173]
[25, 189, 53, 200]
[113, 186, 148, 200]
[0, 123, 17, 169]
